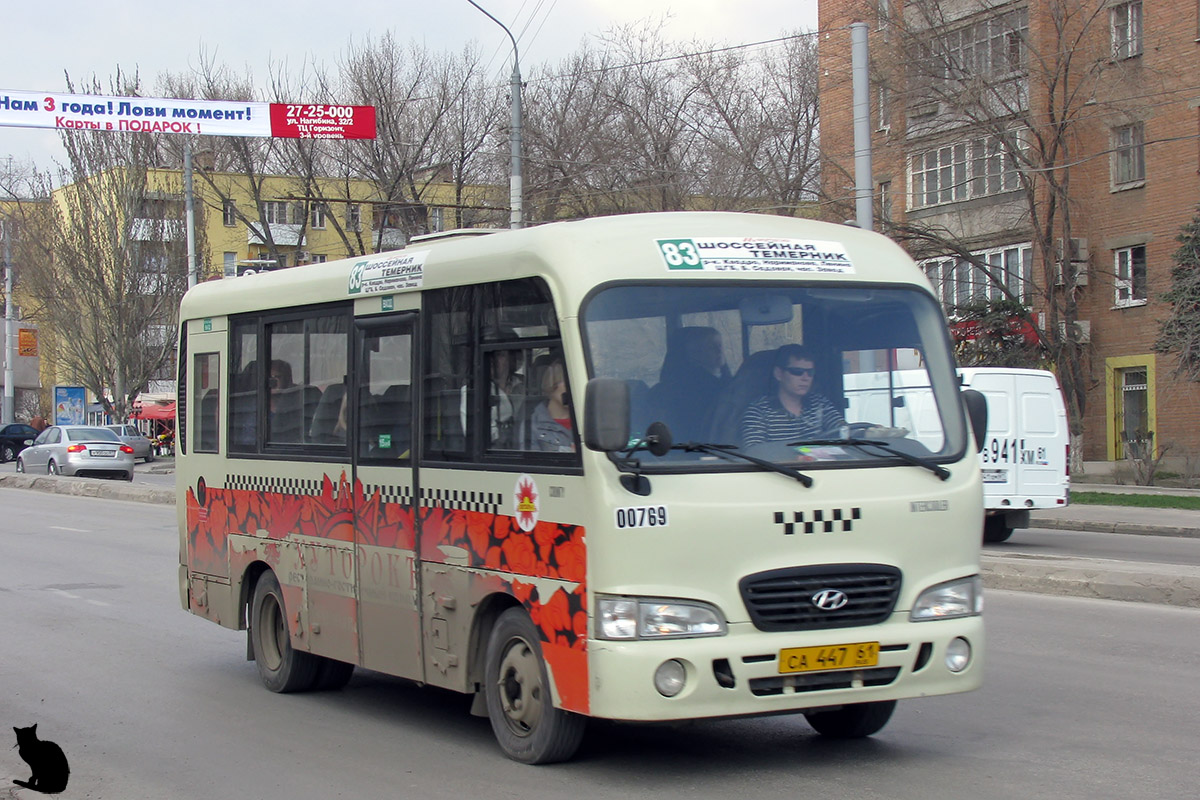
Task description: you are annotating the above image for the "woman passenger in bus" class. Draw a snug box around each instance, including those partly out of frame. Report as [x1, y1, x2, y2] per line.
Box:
[530, 359, 575, 452]
[268, 359, 305, 442]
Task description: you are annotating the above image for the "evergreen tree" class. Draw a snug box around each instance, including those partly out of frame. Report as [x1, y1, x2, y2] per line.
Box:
[1155, 208, 1200, 381]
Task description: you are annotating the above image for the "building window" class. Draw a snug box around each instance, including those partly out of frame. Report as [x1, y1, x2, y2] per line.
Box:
[877, 181, 892, 224]
[346, 204, 362, 232]
[922, 243, 1032, 312]
[1112, 1, 1143, 59]
[262, 201, 290, 225]
[310, 204, 326, 229]
[223, 252, 237, 277]
[909, 135, 1021, 210]
[877, 83, 891, 130]
[1112, 124, 1145, 186]
[429, 207, 445, 233]
[312, 254, 327, 264]
[1114, 245, 1147, 307]
[222, 200, 236, 227]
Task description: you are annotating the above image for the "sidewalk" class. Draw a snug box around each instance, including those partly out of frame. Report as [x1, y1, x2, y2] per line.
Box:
[3, 472, 1198, 608]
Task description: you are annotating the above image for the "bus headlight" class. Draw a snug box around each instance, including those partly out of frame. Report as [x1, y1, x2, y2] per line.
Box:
[910, 576, 983, 621]
[597, 597, 727, 640]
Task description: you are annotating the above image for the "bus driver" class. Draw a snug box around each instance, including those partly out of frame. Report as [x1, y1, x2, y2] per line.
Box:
[739, 344, 844, 447]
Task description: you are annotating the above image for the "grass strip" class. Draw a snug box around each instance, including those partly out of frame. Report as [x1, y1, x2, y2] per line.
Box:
[1071, 491, 1200, 510]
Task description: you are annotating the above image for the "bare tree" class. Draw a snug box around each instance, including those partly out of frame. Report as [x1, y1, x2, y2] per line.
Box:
[857, 0, 1148, 467]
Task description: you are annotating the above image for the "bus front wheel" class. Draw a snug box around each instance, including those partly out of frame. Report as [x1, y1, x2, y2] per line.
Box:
[484, 607, 585, 764]
[805, 700, 896, 738]
[250, 571, 321, 693]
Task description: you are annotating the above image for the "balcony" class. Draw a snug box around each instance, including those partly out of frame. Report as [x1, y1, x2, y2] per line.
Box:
[131, 218, 185, 241]
[247, 223, 306, 247]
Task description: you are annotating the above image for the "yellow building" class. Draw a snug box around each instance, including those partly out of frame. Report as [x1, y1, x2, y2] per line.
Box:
[143, 166, 505, 279]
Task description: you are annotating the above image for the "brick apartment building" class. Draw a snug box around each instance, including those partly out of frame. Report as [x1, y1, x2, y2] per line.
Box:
[817, 0, 1200, 466]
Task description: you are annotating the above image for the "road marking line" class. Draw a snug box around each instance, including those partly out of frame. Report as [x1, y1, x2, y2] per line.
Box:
[49, 526, 89, 532]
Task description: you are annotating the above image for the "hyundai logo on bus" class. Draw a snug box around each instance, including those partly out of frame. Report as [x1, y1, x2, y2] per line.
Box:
[811, 589, 850, 611]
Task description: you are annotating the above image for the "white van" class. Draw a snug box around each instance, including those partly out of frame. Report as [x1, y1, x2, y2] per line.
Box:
[844, 366, 1069, 542]
[959, 368, 1070, 542]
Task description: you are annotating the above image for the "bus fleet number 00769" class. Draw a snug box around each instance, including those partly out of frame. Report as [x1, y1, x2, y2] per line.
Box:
[614, 505, 669, 529]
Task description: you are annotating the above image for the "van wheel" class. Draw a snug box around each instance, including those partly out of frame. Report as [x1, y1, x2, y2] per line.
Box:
[484, 607, 585, 764]
[983, 516, 1014, 543]
[250, 571, 321, 693]
[805, 700, 896, 738]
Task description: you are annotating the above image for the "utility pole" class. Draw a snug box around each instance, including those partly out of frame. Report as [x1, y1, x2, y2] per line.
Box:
[467, 0, 523, 229]
[851, 21, 874, 231]
[184, 142, 198, 287]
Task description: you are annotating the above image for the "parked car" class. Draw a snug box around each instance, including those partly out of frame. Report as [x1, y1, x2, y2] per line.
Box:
[15, 425, 136, 481]
[0, 423, 39, 463]
[106, 423, 156, 463]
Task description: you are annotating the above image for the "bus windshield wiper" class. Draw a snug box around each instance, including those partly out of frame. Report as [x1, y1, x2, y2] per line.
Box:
[789, 438, 950, 481]
[672, 442, 813, 487]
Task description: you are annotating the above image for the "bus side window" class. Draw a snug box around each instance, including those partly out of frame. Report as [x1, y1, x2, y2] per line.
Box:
[193, 352, 220, 453]
[423, 287, 471, 460]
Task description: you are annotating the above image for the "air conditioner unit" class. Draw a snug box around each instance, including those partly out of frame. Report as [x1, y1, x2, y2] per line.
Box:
[1054, 237, 1090, 286]
[295, 251, 311, 263]
[1058, 319, 1091, 343]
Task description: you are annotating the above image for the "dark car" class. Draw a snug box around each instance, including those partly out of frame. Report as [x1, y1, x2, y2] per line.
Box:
[0, 423, 39, 463]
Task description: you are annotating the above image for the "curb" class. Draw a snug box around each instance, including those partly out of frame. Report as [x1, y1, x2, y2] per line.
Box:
[0, 474, 175, 505]
[981, 553, 1200, 608]
[1030, 515, 1200, 539]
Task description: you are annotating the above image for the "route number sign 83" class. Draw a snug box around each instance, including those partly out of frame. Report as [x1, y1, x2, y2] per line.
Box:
[658, 239, 703, 269]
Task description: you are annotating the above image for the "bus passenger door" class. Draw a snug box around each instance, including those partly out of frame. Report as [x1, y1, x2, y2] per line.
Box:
[352, 312, 422, 680]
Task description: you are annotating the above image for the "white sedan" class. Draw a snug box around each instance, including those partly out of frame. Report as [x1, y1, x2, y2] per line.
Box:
[16, 425, 136, 481]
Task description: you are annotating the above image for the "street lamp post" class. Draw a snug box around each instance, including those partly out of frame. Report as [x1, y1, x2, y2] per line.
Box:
[467, 0, 523, 229]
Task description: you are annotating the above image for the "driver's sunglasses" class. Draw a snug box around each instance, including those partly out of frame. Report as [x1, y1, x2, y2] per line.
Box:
[783, 366, 815, 377]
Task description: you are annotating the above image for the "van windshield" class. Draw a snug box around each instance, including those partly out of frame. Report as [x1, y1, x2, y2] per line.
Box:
[582, 283, 967, 471]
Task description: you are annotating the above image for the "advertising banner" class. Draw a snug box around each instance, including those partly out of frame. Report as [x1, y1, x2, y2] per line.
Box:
[0, 90, 376, 140]
[53, 385, 86, 426]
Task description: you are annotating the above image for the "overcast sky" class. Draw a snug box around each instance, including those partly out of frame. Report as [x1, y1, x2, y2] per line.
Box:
[1, 0, 818, 174]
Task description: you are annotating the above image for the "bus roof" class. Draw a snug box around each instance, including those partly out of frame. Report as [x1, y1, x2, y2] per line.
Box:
[179, 211, 928, 321]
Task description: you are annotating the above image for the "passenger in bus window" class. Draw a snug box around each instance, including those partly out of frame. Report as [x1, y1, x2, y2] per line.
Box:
[649, 326, 730, 441]
[462, 349, 525, 447]
[231, 362, 258, 446]
[530, 359, 575, 452]
[739, 345, 844, 447]
[268, 359, 305, 442]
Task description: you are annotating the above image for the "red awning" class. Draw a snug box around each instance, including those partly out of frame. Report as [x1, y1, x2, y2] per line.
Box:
[130, 400, 176, 420]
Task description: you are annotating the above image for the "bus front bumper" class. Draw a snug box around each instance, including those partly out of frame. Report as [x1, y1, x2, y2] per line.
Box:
[584, 615, 983, 722]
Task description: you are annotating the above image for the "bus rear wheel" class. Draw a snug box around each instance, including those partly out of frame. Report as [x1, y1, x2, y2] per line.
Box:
[805, 700, 896, 738]
[484, 607, 585, 764]
[250, 571, 321, 693]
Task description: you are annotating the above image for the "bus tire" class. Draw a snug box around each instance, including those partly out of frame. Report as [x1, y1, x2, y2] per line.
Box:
[250, 571, 321, 693]
[313, 658, 355, 691]
[805, 700, 896, 739]
[484, 607, 585, 764]
[983, 516, 1014, 543]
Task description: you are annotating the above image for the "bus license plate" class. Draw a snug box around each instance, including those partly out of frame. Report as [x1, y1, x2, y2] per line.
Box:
[778, 642, 880, 674]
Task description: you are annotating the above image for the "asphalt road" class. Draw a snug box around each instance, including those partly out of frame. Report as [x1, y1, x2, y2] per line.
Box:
[986, 526, 1200, 567]
[1, 490, 1198, 798]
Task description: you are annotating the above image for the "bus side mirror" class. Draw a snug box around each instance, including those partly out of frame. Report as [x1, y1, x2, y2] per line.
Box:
[584, 378, 631, 452]
[962, 389, 988, 452]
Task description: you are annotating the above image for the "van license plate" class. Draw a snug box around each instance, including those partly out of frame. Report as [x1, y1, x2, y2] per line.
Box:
[779, 642, 880, 673]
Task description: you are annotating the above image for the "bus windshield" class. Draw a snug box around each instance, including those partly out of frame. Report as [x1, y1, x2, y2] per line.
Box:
[582, 282, 967, 471]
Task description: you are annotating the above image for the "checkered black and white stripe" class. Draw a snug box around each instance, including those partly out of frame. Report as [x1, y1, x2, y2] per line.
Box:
[774, 508, 862, 535]
[227, 474, 324, 496]
[363, 483, 416, 506]
[420, 487, 504, 515]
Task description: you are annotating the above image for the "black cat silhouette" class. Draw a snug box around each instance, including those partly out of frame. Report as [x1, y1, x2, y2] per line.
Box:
[12, 724, 70, 794]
